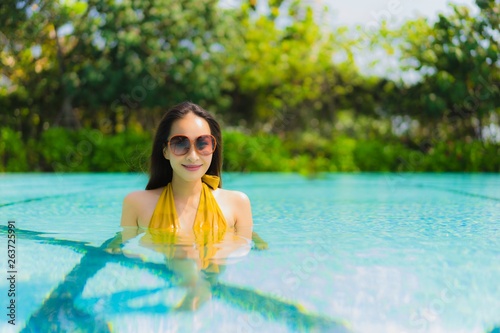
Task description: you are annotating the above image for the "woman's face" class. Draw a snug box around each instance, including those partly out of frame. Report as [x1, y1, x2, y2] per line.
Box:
[164, 112, 213, 183]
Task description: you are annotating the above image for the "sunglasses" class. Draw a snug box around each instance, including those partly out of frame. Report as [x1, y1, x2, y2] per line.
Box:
[167, 135, 217, 156]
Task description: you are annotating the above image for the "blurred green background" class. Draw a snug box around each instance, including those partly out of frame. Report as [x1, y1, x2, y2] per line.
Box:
[1, 0, 499, 174]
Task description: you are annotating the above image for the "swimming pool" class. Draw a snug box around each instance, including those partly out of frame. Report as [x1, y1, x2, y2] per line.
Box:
[1, 173, 499, 332]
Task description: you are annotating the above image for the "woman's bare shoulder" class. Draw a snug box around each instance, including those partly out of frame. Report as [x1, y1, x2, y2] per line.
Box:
[124, 188, 163, 204]
[121, 188, 164, 227]
[216, 188, 250, 205]
[217, 188, 252, 225]
[124, 187, 163, 202]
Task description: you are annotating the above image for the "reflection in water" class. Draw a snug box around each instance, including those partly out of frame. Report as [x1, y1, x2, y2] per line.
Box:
[4, 226, 351, 332]
[108, 226, 255, 311]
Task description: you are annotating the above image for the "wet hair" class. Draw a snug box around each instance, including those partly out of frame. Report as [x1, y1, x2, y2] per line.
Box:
[145, 102, 223, 190]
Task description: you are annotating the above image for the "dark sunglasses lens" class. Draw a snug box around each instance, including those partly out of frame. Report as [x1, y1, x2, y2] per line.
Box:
[170, 136, 190, 155]
[196, 135, 215, 155]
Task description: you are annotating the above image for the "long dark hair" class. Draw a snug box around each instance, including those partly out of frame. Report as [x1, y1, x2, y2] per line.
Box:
[145, 102, 223, 190]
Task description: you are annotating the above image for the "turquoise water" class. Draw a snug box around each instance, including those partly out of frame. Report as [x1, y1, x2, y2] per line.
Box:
[0, 173, 499, 332]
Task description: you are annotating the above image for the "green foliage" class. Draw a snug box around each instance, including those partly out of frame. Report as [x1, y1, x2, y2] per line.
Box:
[1, 127, 498, 173]
[222, 130, 500, 174]
[223, 131, 292, 172]
[380, 0, 499, 140]
[1, 127, 151, 172]
[1, 1, 498, 174]
[422, 141, 500, 172]
[39, 127, 82, 172]
[220, 1, 373, 133]
[89, 130, 151, 172]
[353, 140, 406, 172]
[1, 0, 237, 135]
[0, 128, 29, 172]
[73, 0, 233, 111]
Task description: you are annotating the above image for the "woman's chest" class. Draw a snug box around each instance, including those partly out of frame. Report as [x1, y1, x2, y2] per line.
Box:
[137, 189, 235, 228]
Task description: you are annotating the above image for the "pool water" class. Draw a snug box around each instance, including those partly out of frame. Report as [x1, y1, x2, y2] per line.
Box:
[1, 173, 499, 333]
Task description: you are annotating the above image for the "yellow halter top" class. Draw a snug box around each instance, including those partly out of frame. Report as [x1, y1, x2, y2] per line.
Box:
[149, 174, 226, 232]
[144, 174, 227, 270]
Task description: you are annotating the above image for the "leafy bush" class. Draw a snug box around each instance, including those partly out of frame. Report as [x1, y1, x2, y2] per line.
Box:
[223, 131, 291, 172]
[39, 127, 87, 172]
[29, 127, 150, 172]
[353, 140, 410, 172]
[0, 127, 29, 172]
[90, 130, 151, 172]
[1, 127, 499, 173]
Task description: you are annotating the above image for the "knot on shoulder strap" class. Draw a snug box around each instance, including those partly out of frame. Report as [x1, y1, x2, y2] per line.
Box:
[202, 174, 220, 189]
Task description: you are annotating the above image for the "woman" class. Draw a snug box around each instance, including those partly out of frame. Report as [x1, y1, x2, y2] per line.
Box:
[119, 101, 253, 310]
[121, 101, 253, 234]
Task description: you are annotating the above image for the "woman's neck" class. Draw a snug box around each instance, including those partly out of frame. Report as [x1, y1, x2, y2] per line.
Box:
[171, 176, 203, 200]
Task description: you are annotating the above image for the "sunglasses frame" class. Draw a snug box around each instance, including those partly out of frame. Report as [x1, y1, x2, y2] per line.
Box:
[167, 134, 217, 156]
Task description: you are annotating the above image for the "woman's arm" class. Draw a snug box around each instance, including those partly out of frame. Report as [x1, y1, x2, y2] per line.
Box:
[232, 191, 268, 250]
[233, 191, 253, 240]
[121, 193, 139, 227]
[105, 194, 141, 254]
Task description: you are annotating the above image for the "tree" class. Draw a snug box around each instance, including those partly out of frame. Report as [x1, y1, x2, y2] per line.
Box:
[380, 0, 499, 141]
[220, 0, 378, 136]
[1, 0, 237, 137]
[1, 1, 90, 137]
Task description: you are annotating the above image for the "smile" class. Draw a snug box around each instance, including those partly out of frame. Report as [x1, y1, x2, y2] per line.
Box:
[182, 164, 202, 171]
